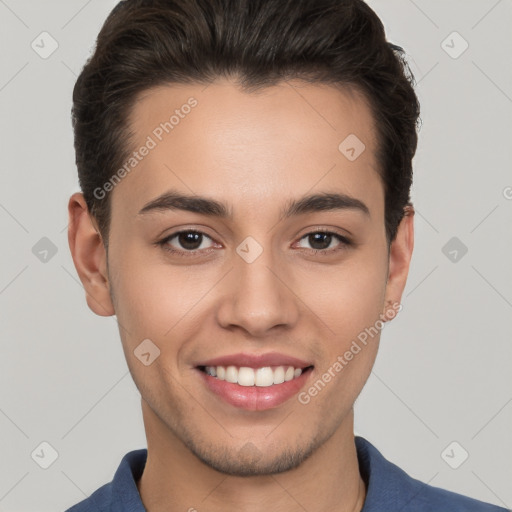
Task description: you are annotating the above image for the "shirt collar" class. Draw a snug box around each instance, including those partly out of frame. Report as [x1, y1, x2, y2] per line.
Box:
[110, 448, 146, 512]
[355, 436, 424, 511]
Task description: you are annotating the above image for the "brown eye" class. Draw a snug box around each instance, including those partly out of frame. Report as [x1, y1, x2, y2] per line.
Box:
[176, 231, 204, 250]
[159, 230, 216, 255]
[308, 232, 333, 250]
[296, 231, 351, 254]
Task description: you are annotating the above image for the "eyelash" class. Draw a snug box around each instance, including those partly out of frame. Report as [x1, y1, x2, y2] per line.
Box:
[156, 229, 352, 259]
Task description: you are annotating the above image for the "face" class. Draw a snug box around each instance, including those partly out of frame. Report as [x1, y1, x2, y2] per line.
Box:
[70, 78, 413, 476]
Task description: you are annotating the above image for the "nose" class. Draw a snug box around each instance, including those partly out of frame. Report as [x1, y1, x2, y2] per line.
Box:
[215, 245, 300, 338]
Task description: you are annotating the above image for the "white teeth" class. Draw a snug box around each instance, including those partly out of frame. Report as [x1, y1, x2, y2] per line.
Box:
[284, 366, 295, 381]
[205, 366, 217, 377]
[203, 364, 307, 386]
[273, 366, 285, 384]
[225, 365, 238, 383]
[255, 367, 274, 387]
[238, 367, 255, 387]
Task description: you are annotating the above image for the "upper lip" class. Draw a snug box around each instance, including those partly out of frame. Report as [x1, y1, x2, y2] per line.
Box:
[195, 352, 313, 369]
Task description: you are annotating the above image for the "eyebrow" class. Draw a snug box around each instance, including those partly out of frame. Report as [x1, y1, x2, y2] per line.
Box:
[138, 189, 370, 220]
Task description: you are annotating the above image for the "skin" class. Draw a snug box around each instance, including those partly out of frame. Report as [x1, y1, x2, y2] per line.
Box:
[68, 78, 414, 512]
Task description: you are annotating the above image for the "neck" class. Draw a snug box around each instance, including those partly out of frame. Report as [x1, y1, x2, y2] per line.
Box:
[137, 402, 366, 512]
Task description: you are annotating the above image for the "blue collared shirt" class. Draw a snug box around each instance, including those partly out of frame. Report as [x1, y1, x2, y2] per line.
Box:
[66, 436, 509, 511]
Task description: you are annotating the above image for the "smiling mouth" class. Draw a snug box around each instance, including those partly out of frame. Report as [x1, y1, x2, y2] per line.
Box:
[197, 365, 314, 387]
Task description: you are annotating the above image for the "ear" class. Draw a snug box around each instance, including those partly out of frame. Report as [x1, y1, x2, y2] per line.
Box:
[67, 192, 115, 316]
[382, 205, 414, 320]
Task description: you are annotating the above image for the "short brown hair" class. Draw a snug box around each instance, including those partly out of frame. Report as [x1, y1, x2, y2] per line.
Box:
[72, 0, 420, 248]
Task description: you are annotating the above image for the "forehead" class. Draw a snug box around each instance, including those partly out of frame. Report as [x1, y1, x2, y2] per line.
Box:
[112, 78, 383, 220]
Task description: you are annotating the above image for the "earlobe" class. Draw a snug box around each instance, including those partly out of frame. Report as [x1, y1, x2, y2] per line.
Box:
[382, 205, 415, 320]
[67, 192, 115, 317]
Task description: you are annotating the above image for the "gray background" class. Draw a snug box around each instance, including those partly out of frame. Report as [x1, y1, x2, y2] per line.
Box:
[0, 0, 511, 511]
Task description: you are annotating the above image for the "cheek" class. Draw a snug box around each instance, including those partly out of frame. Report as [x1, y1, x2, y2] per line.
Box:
[299, 248, 388, 337]
[297, 248, 387, 395]
[109, 246, 214, 345]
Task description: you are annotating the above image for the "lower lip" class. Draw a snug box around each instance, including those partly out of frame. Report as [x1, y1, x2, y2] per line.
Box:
[197, 368, 313, 411]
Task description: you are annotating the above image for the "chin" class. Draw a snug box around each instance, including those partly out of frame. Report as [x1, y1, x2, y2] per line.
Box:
[183, 435, 321, 477]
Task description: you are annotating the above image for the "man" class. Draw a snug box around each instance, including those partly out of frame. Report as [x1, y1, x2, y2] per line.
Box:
[65, 0, 509, 510]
